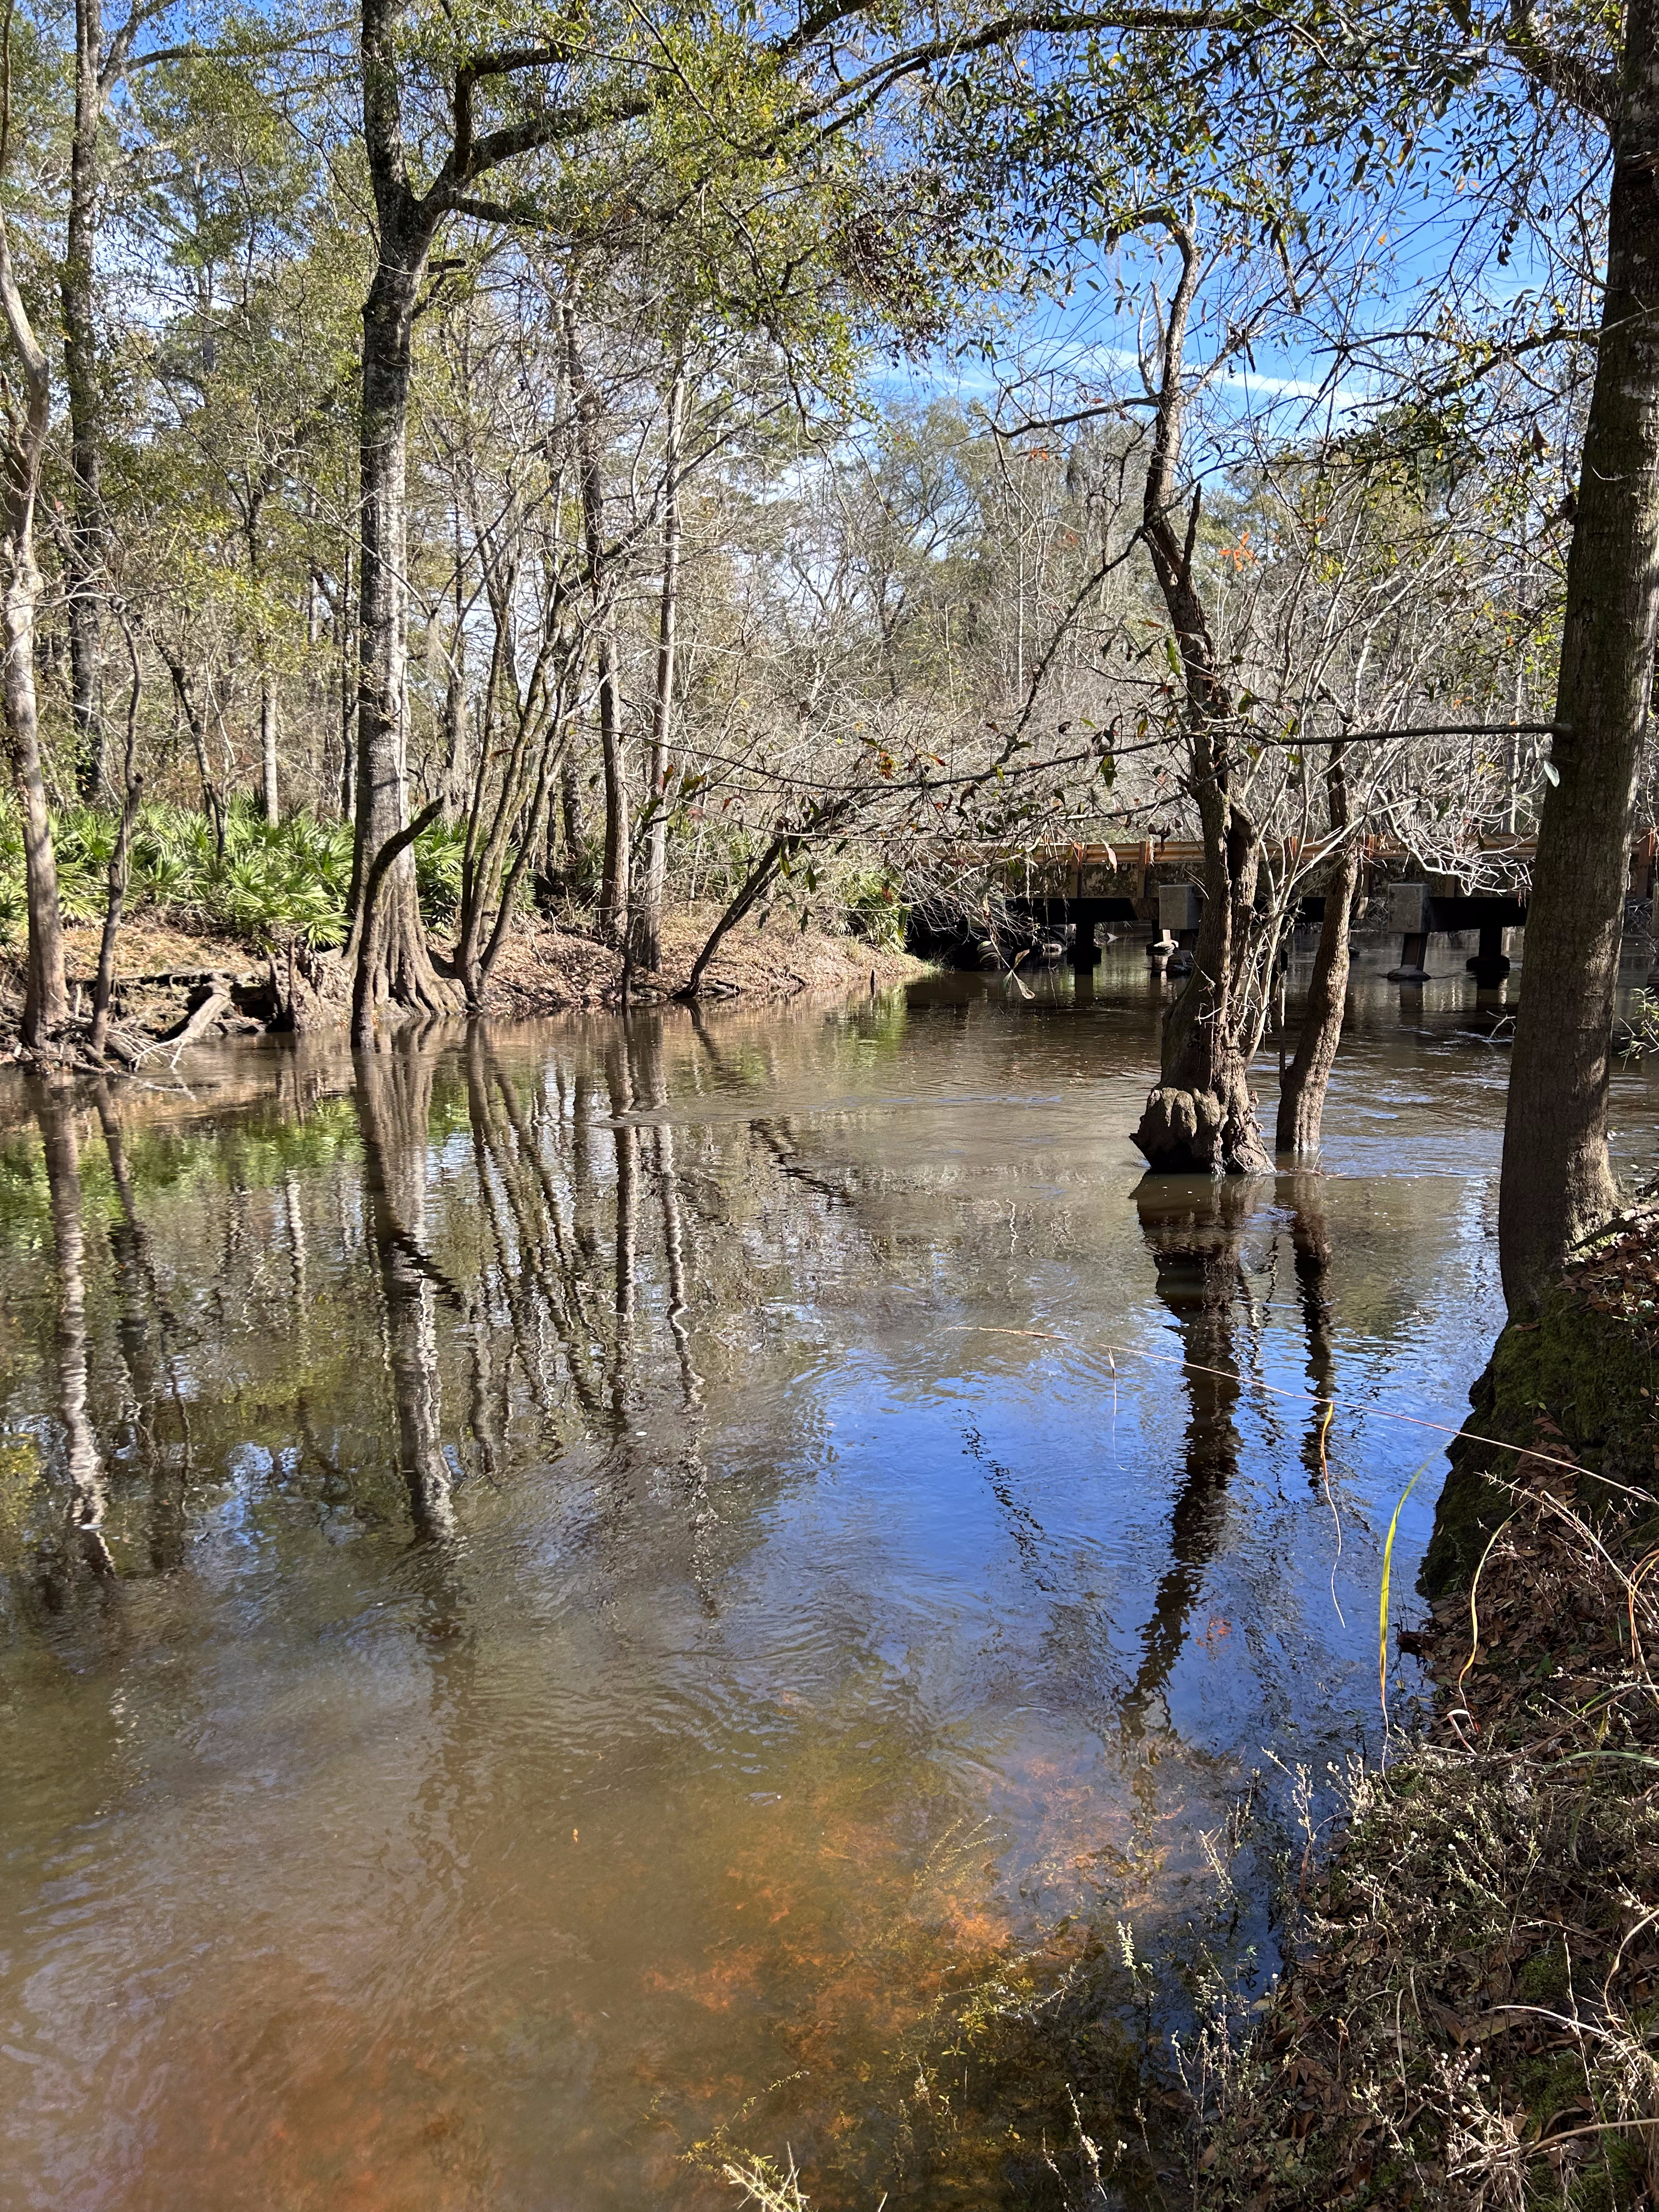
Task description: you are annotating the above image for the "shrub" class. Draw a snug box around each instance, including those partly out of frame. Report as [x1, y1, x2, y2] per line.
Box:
[0, 798, 461, 952]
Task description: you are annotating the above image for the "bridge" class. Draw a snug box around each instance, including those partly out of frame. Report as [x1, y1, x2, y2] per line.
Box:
[990, 832, 1659, 984]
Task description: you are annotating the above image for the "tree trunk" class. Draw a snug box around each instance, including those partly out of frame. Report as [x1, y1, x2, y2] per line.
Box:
[160, 642, 226, 851]
[63, 0, 105, 802]
[0, 207, 66, 1047]
[260, 675, 279, 825]
[1498, 2, 1659, 1308]
[91, 622, 144, 1062]
[565, 308, 629, 940]
[683, 832, 791, 995]
[1128, 220, 1269, 1176]
[632, 369, 684, 974]
[1276, 746, 1359, 1155]
[561, 751, 583, 873]
[338, 543, 357, 818]
[351, 239, 458, 1031]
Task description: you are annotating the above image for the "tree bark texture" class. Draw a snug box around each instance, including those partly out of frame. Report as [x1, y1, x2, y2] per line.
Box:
[1276, 746, 1360, 1155]
[63, 0, 106, 799]
[349, 125, 456, 1030]
[1499, 0, 1659, 1309]
[565, 309, 629, 942]
[632, 370, 684, 974]
[260, 676, 279, 825]
[0, 206, 67, 1046]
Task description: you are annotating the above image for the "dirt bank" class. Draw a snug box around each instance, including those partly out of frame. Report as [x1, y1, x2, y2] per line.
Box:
[1192, 1223, 1659, 2209]
[0, 907, 929, 1057]
[479, 903, 928, 1013]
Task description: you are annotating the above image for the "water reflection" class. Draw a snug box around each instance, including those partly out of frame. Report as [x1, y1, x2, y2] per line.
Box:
[38, 1088, 114, 1590]
[359, 1035, 459, 1539]
[1124, 1175, 1257, 1733]
[0, 951, 1647, 2210]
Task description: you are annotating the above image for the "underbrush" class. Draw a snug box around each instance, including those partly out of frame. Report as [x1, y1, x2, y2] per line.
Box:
[1187, 1223, 1659, 2211]
[0, 799, 907, 964]
[0, 799, 466, 951]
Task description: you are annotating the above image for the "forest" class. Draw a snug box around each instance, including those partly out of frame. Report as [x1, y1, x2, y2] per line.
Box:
[0, 0, 1627, 1166]
[6, 1, 1659, 2208]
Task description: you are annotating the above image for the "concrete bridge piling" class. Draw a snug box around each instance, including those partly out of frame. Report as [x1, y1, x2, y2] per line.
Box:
[1386, 881, 1525, 985]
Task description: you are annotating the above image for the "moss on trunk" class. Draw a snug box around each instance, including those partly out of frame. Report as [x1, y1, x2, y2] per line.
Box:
[1423, 1252, 1659, 1596]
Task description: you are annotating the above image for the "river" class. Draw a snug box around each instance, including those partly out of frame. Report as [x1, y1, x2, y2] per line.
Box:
[2, 946, 1654, 2210]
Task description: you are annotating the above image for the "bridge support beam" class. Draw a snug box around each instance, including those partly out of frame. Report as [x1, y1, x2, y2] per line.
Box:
[1466, 923, 1511, 985]
[1387, 930, 1430, 983]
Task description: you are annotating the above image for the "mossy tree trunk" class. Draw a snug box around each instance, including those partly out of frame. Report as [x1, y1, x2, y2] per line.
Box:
[1498, 6, 1659, 1308]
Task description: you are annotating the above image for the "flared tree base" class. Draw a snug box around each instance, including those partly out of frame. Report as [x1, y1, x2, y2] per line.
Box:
[1133, 1082, 1271, 1175]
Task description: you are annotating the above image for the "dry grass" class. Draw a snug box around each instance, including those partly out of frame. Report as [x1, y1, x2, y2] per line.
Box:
[1189, 1231, 1659, 2211]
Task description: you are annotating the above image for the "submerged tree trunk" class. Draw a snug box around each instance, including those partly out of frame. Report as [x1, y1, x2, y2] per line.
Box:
[1, 199, 67, 1047]
[1276, 745, 1360, 1156]
[39, 1096, 114, 1577]
[632, 369, 684, 975]
[1130, 221, 1269, 1176]
[1498, 4, 1659, 1309]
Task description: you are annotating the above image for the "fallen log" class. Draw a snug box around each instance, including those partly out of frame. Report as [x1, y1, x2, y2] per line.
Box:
[134, 986, 233, 1068]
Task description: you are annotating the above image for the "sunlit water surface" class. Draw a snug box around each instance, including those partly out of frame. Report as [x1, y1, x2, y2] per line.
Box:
[2, 946, 1655, 2210]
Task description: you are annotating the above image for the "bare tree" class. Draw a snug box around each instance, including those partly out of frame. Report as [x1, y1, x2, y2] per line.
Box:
[0, 36, 66, 1048]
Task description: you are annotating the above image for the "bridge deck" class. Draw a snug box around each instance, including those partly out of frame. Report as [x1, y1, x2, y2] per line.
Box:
[987, 830, 1659, 904]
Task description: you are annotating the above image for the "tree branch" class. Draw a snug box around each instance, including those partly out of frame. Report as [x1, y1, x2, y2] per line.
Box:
[1505, 0, 1617, 120]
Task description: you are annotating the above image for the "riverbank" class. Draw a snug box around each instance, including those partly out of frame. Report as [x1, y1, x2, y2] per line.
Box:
[0, 905, 928, 1056]
[1192, 1218, 1659, 2210]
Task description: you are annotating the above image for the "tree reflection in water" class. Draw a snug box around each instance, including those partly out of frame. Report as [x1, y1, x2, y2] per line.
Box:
[94, 1081, 193, 1573]
[1122, 1173, 1260, 1733]
[36, 1086, 115, 1589]
[0, 989, 1523, 2212]
[356, 1031, 460, 1541]
[1124, 1166, 1349, 1736]
[1285, 1171, 1340, 1496]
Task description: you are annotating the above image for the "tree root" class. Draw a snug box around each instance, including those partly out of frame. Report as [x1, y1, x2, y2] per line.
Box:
[1133, 1083, 1272, 1175]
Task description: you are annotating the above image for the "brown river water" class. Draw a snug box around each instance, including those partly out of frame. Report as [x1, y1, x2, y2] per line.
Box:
[1, 945, 1655, 2211]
